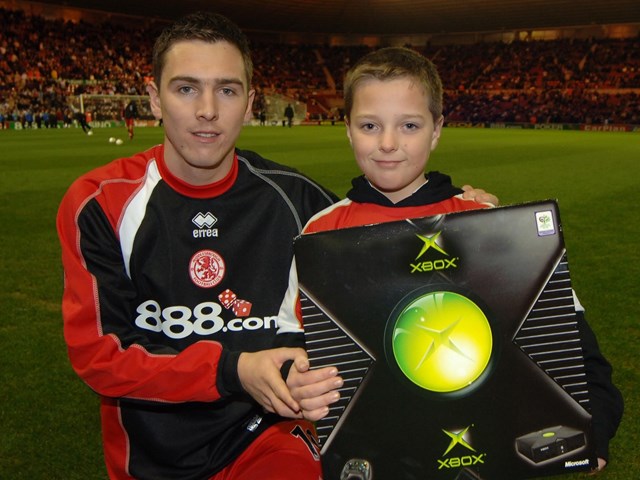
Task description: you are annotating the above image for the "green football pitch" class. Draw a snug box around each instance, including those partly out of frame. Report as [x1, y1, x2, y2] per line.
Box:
[0, 125, 638, 478]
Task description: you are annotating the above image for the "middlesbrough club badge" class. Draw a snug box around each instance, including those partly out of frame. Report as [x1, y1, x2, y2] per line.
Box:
[189, 250, 226, 288]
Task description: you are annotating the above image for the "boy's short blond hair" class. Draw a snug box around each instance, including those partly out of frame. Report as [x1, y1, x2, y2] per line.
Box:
[344, 47, 443, 121]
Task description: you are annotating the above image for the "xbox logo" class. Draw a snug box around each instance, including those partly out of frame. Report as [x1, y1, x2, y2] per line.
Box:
[389, 290, 493, 394]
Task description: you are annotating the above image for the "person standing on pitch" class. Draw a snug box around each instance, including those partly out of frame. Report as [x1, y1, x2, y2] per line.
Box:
[123, 99, 139, 140]
[71, 104, 93, 134]
[284, 103, 294, 127]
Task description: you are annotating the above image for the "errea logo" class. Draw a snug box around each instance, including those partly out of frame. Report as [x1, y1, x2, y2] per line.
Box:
[193, 212, 217, 228]
[410, 232, 459, 273]
[193, 212, 219, 238]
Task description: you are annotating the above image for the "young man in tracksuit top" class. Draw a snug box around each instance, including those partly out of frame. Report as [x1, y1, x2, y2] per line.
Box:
[57, 12, 345, 480]
[287, 47, 623, 471]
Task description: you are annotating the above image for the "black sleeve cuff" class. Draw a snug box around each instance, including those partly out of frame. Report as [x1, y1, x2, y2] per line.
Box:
[217, 350, 244, 396]
[280, 359, 294, 382]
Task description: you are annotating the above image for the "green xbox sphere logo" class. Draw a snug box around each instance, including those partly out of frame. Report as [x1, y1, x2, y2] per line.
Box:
[390, 290, 493, 394]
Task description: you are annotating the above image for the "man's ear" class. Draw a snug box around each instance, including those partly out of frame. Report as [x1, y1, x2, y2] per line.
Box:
[244, 89, 256, 122]
[147, 82, 162, 120]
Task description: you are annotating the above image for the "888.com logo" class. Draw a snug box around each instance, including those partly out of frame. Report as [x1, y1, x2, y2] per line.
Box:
[385, 287, 497, 399]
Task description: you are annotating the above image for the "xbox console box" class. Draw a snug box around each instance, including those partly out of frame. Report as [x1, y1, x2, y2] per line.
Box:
[294, 200, 597, 479]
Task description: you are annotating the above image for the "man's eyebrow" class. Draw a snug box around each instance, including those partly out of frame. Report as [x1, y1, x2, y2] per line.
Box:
[167, 75, 245, 87]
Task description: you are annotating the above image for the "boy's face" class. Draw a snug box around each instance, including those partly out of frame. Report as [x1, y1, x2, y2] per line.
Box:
[148, 40, 255, 186]
[346, 78, 443, 204]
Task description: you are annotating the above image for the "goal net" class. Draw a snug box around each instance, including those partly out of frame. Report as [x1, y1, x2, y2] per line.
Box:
[70, 94, 154, 122]
[258, 94, 307, 126]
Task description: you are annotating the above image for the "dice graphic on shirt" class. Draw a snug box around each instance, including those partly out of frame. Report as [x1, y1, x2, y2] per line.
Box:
[218, 289, 237, 309]
[232, 299, 252, 317]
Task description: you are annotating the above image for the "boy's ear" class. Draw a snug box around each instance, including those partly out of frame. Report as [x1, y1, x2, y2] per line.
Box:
[345, 118, 353, 147]
[430, 115, 445, 151]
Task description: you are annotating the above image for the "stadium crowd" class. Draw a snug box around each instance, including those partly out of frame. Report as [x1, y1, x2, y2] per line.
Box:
[1, 6, 639, 128]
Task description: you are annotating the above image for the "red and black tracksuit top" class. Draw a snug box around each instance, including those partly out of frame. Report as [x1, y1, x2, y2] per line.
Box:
[57, 144, 337, 479]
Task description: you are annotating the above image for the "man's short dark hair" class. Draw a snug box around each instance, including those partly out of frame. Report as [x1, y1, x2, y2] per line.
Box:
[152, 11, 253, 89]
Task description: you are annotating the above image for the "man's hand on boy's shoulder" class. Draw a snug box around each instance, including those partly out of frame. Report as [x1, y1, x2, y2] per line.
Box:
[461, 185, 499, 207]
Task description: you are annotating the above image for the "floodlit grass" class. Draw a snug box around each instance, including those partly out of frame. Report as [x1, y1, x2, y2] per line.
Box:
[0, 125, 638, 478]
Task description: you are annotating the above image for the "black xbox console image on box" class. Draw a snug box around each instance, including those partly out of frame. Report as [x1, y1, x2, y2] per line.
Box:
[294, 200, 597, 479]
[516, 425, 587, 464]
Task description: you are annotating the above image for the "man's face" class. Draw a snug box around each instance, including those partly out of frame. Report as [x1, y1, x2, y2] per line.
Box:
[346, 78, 443, 204]
[148, 40, 255, 185]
